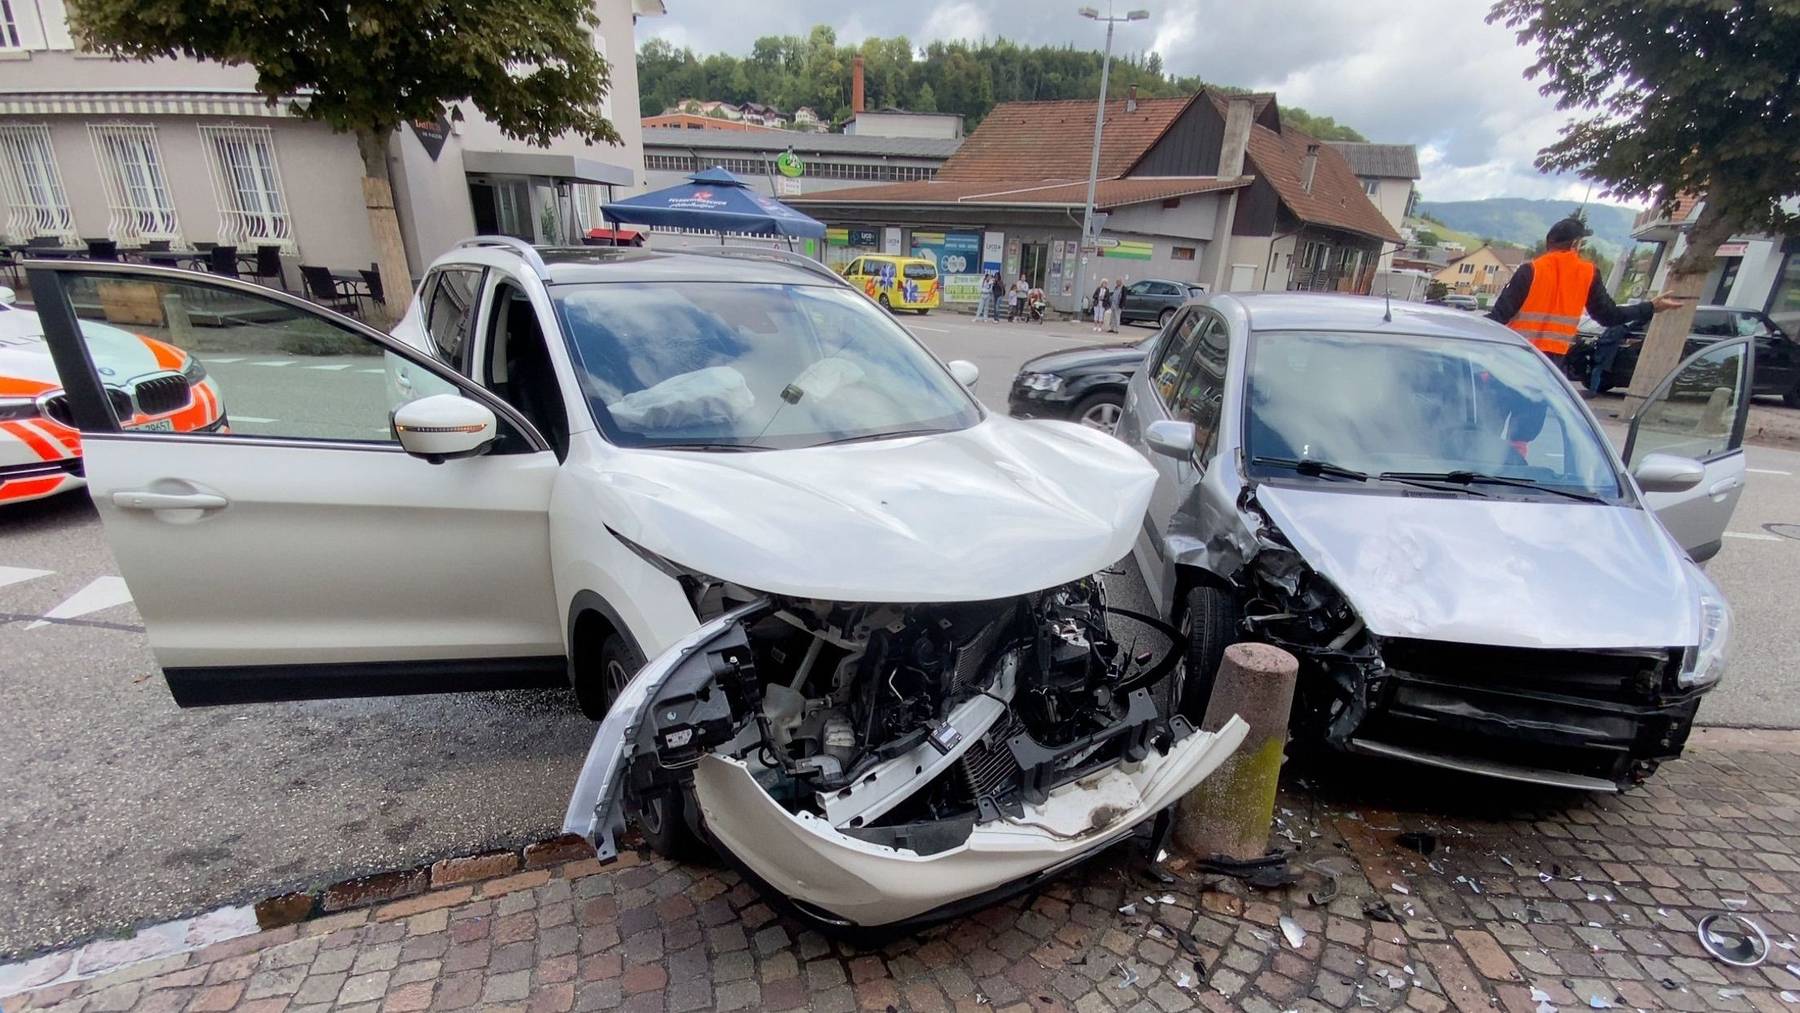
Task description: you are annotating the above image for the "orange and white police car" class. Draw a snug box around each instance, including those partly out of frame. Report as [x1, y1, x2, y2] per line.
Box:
[0, 288, 225, 505]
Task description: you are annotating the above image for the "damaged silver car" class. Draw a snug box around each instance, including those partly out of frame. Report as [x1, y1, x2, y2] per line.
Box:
[1120, 294, 1746, 792]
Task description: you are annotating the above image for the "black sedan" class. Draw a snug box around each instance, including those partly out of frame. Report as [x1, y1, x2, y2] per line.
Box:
[1566, 305, 1800, 404]
[1118, 279, 1205, 328]
[1008, 332, 1159, 432]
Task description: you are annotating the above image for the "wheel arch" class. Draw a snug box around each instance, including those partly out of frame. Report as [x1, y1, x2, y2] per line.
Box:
[566, 589, 649, 688]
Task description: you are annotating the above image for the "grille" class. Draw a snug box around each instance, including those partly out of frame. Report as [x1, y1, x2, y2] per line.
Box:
[133, 375, 191, 416]
[1379, 638, 1681, 703]
[39, 389, 133, 426]
[956, 711, 1024, 802]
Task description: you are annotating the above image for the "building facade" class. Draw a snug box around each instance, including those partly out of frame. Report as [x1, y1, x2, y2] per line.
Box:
[1327, 142, 1419, 272]
[641, 129, 959, 198]
[0, 0, 657, 281]
[1433, 245, 1524, 300]
[1627, 197, 1800, 330]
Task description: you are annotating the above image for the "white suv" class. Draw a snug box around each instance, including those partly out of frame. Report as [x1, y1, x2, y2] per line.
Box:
[22, 240, 1246, 930]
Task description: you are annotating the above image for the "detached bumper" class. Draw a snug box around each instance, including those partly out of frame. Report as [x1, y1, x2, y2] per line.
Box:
[1006, 386, 1078, 420]
[692, 716, 1248, 927]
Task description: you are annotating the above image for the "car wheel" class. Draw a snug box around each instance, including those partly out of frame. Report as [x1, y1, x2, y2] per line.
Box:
[878, 293, 892, 311]
[634, 787, 709, 861]
[1158, 308, 1174, 329]
[1176, 584, 1240, 724]
[1784, 381, 1800, 409]
[916, 308, 930, 316]
[1073, 392, 1124, 434]
[574, 629, 641, 721]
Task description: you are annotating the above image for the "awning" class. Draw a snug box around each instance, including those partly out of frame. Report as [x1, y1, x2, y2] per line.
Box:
[461, 150, 634, 186]
[0, 91, 297, 117]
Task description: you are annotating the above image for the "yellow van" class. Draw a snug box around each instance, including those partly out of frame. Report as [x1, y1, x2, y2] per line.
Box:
[841, 255, 941, 314]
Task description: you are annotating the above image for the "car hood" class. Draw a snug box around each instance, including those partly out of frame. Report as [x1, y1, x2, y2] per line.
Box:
[0, 308, 170, 389]
[1254, 486, 1702, 649]
[588, 415, 1156, 602]
[1019, 343, 1145, 375]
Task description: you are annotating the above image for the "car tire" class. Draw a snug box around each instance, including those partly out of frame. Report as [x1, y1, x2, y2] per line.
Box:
[1784, 381, 1800, 409]
[635, 786, 709, 862]
[574, 629, 641, 721]
[1176, 584, 1240, 724]
[878, 293, 892, 311]
[916, 308, 930, 315]
[1158, 308, 1174, 329]
[1072, 392, 1125, 434]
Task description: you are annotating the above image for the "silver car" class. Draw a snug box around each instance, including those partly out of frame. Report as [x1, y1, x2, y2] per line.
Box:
[1118, 293, 1749, 791]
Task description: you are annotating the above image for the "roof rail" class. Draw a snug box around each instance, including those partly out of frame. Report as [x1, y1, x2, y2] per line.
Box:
[688, 245, 852, 289]
[454, 235, 550, 281]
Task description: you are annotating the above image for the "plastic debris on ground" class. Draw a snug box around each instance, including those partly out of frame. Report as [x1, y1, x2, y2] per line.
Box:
[1779, 990, 1799, 1004]
[1390, 882, 1410, 895]
[1176, 971, 1194, 990]
[1117, 903, 1137, 916]
[1280, 915, 1306, 949]
[1587, 995, 1614, 1009]
[1115, 963, 1139, 989]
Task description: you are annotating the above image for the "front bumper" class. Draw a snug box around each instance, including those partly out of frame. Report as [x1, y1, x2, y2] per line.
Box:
[1006, 384, 1079, 420]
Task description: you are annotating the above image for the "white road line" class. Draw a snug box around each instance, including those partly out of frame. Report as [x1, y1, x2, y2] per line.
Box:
[909, 325, 950, 334]
[0, 566, 53, 591]
[355, 368, 384, 374]
[1748, 468, 1791, 475]
[251, 360, 294, 367]
[1724, 530, 1784, 542]
[304, 363, 354, 371]
[26, 576, 133, 630]
[202, 356, 245, 364]
[230, 416, 278, 423]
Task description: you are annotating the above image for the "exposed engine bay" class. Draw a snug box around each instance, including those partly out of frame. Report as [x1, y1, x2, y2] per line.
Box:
[565, 576, 1250, 928]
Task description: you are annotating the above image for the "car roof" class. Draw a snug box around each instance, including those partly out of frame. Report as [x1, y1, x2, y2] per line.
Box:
[437, 243, 849, 288]
[1211, 292, 1530, 347]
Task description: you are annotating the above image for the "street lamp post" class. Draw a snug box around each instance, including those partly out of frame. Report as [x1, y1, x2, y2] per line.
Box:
[1071, 4, 1148, 321]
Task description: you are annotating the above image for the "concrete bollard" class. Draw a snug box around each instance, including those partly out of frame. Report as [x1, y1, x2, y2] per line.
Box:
[1172, 641, 1299, 861]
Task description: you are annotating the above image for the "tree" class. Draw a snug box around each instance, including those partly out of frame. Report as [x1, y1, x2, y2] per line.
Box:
[67, 0, 617, 324]
[1416, 230, 1442, 248]
[914, 83, 939, 114]
[1426, 280, 1450, 301]
[1489, 0, 1800, 401]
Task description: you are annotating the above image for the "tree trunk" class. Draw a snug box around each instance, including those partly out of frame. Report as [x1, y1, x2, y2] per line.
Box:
[1624, 195, 1735, 406]
[354, 128, 413, 329]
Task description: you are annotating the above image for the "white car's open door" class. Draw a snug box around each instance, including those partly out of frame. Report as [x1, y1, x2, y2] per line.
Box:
[25, 262, 566, 705]
[1622, 335, 1754, 562]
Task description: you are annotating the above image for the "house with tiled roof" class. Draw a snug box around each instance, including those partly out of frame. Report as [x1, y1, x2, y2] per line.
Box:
[1434, 244, 1527, 299]
[1327, 141, 1421, 272]
[788, 87, 1401, 312]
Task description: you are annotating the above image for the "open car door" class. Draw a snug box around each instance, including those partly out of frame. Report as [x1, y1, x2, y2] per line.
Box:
[24, 262, 566, 704]
[1622, 335, 1754, 562]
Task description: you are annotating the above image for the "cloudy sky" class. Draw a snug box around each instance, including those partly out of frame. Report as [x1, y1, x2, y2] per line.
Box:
[641, 0, 1634, 206]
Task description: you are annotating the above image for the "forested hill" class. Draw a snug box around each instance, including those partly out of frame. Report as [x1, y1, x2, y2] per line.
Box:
[1416, 198, 1640, 256]
[637, 26, 1366, 140]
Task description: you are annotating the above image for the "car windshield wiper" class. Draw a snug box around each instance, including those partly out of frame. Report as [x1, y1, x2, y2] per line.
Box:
[1378, 470, 1607, 503]
[645, 441, 779, 452]
[1250, 456, 1368, 481]
[812, 427, 954, 448]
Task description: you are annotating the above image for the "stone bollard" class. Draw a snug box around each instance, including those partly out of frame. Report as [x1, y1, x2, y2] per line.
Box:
[1172, 641, 1298, 861]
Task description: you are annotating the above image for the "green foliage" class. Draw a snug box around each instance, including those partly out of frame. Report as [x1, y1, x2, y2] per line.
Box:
[1416, 230, 1442, 247]
[638, 28, 1366, 137]
[1426, 280, 1450, 301]
[1488, 0, 1798, 235]
[67, 0, 618, 145]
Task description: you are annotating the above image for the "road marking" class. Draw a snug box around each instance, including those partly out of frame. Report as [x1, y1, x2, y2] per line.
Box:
[1724, 530, 1784, 542]
[909, 325, 950, 334]
[356, 368, 384, 374]
[230, 416, 278, 424]
[251, 360, 294, 367]
[1748, 468, 1791, 475]
[26, 576, 133, 630]
[202, 357, 245, 364]
[0, 565, 53, 591]
[304, 363, 354, 371]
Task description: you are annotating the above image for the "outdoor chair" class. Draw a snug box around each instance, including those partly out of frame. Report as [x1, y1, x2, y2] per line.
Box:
[301, 265, 361, 317]
[144, 239, 172, 253]
[245, 245, 285, 289]
[359, 268, 385, 312]
[207, 245, 240, 279]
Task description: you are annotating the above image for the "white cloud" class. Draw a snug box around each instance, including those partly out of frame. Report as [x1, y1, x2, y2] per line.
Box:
[917, 2, 993, 47]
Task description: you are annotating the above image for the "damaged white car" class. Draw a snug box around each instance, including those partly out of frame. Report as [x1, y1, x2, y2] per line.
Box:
[23, 244, 1245, 930]
[1120, 293, 1744, 792]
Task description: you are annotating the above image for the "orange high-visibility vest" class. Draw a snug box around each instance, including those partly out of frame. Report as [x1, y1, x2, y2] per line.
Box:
[1508, 249, 1595, 356]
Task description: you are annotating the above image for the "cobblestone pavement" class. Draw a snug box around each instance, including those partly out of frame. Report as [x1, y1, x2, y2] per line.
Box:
[7, 727, 1800, 1013]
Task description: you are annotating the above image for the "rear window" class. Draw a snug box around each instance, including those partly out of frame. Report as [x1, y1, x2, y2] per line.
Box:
[904, 263, 937, 281]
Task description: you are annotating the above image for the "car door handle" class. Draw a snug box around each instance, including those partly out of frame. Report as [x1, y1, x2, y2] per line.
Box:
[112, 490, 229, 512]
[1708, 478, 1741, 497]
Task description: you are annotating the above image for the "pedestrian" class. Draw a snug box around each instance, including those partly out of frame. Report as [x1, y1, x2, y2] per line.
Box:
[974, 271, 995, 321]
[1011, 278, 1029, 322]
[1487, 217, 1683, 365]
[988, 272, 1007, 324]
[1091, 279, 1111, 332]
[1106, 276, 1124, 333]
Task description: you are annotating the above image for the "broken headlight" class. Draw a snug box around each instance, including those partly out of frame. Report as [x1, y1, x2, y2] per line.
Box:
[1678, 593, 1731, 689]
[1016, 372, 1064, 392]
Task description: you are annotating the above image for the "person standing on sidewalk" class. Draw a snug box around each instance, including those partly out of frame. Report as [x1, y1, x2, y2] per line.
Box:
[1105, 276, 1124, 333]
[974, 271, 995, 321]
[1091, 279, 1111, 332]
[1487, 217, 1682, 367]
[988, 272, 1007, 324]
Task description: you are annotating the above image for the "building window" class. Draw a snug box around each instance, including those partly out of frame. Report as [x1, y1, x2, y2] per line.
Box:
[199, 126, 291, 247]
[1171, 246, 1196, 261]
[89, 124, 181, 244]
[1361, 177, 1379, 197]
[0, 124, 73, 240]
[0, 0, 20, 48]
[1459, 262, 1474, 275]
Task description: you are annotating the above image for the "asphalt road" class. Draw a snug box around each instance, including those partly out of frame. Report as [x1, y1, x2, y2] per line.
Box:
[3, 311, 1798, 960]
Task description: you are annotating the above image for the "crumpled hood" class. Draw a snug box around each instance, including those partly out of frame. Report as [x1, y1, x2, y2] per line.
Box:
[1255, 486, 1702, 649]
[589, 415, 1156, 602]
[1019, 342, 1145, 374]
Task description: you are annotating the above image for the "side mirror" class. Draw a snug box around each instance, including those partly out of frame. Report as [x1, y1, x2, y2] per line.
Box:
[0, 286, 14, 306]
[392, 394, 497, 463]
[1144, 419, 1196, 459]
[1632, 452, 1705, 493]
[947, 359, 980, 387]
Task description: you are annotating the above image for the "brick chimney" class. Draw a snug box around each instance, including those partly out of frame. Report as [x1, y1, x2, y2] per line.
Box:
[852, 55, 865, 114]
[1301, 142, 1320, 193]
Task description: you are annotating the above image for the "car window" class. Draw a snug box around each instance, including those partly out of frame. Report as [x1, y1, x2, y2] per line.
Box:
[1150, 311, 1204, 405]
[844, 258, 863, 277]
[1168, 314, 1228, 462]
[552, 282, 980, 450]
[50, 272, 470, 445]
[423, 267, 483, 371]
[1629, 339, 1746, 465]
[1734, 312, 1771, 338]
[1127, 281, 1150, 295]
[1692, 310, 1734, 337]
[903, 263, 936, 281]
[1244, 329, 1621, 499]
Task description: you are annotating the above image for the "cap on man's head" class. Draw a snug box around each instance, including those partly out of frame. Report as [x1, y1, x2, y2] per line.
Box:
[1546, 217, 1592, 246]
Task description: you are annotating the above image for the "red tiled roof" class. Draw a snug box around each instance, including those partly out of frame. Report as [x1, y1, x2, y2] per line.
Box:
[1211, 95, 1400, 243]
[787, 176, 1250, 208]
[935, 97, 1194, 182]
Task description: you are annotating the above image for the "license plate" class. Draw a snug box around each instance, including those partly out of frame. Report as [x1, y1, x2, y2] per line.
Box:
[130, 418, 174, 432]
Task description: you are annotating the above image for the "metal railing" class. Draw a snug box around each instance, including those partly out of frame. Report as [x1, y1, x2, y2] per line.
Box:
[88, 124, 182, 245]
[199, 125, 294, 249]
[0, 124, 75, 243]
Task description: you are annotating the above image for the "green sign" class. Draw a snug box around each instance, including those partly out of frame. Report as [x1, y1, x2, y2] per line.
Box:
[776, 150, 806, 178]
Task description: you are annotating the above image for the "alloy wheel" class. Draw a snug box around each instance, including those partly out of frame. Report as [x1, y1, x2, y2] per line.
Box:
[1080, 401, 1122, 432]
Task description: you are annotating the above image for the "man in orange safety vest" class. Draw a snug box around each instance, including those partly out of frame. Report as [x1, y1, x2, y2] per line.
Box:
[1487, 217, 1682, 360]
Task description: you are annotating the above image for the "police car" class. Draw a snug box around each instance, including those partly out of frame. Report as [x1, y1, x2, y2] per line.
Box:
[0, 286, 225, 505]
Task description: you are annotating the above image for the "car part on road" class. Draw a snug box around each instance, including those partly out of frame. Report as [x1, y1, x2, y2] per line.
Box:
[1696, 912, 1769, 966]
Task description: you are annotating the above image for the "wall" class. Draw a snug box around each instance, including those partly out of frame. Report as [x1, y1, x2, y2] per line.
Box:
[847, 112, 962, 139]
[1367, 178, 1413, 271]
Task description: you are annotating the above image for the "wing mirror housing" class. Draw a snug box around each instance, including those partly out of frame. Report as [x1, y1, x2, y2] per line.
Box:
[1144, 419, 1196, 459]
[393, 394, 497, 463]
[947, 359, 980, 387]
[0, 286, 14, 306]
[1633, 452, 1705, 493]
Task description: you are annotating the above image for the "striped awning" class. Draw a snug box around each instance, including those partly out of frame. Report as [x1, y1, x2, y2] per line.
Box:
[0, 91, 301, 117]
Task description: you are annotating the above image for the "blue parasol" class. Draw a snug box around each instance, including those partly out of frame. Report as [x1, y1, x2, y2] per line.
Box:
[601, 166, 826, 239]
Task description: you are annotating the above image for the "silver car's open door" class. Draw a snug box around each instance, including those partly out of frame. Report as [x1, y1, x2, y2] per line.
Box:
[1622, 335, 1754, 562]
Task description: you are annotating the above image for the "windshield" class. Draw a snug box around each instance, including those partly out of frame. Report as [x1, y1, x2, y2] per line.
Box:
[1244, 330, 1622, 499]
[554, 282, 981, 450]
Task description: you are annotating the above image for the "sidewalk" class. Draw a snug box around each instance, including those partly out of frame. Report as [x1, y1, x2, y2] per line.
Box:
[6, 726, 1798, 1013]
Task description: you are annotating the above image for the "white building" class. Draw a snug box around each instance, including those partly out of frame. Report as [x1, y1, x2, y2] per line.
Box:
[1328, 142, 1419, 273]
[0, 0, 659, 281]
[1628, 196, 1800, 330]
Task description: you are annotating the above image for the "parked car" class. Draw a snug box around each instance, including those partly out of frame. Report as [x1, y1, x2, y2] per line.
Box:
[1441, 293, 1480, 312]
[839, 254, 940, 314]
[1117, 279, 1204, 328]
[1008, 330, 1160, 432]
[19, 241, 1246, 931]
[1117, 293, 1745, 791]
[1566, 305, 1799, 404]
[0, 285, 225, 505]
